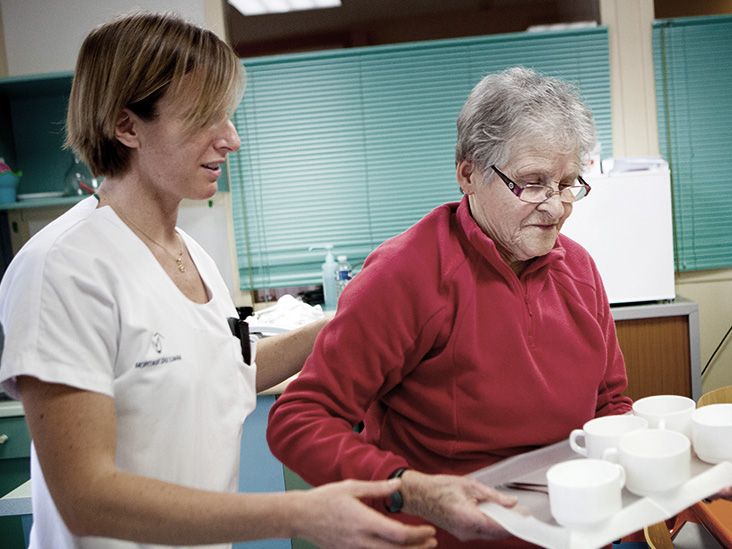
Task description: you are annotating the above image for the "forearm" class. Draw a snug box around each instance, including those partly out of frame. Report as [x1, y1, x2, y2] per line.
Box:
[18, 376, 436, 548]
[19, 378, 306, 544]
[268, 387, 408, 485]
[66, 468, 440, 548]
[63, 468, 307, 543]
[255, 317, 329, 392]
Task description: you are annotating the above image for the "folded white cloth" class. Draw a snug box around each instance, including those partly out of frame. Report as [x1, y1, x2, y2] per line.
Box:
[247, 294, 324, 333]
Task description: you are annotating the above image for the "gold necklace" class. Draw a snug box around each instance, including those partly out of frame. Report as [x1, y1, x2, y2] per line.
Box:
[115, 209, 186, 273]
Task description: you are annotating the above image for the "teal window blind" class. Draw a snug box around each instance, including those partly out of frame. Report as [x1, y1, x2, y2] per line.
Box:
[229, 28, 612, 291]
[654, 15, 732, 271]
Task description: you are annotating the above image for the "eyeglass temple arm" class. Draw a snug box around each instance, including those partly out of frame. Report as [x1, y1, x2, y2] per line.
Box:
[491, 165, 524, 198]
[578, 175, 591, 196]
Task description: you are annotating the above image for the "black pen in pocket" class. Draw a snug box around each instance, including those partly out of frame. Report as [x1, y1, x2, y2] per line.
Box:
[227, 317, 252, 366]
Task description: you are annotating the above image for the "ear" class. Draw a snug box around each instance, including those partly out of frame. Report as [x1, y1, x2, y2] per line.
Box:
[456, 160, 478, 195]
[114, 109, 140, 149]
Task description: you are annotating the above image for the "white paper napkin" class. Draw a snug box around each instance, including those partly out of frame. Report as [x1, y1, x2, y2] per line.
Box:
[471, 440, 732, 549]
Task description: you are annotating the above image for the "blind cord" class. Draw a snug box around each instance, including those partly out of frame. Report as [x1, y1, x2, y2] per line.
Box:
[700, 323, 732, 377]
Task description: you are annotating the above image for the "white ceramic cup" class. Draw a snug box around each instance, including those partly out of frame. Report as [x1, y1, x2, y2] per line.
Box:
[569, 415, 649, 459]
[691, 403, 732, 464]
[632, 395, 696, 437]
[547, 459, 626, 528]
[604, 428, 691, 496]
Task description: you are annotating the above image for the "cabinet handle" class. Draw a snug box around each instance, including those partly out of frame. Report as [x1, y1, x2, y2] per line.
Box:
[0, 433, 8, 444]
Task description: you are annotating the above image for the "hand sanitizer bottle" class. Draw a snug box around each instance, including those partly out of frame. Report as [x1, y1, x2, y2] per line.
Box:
[310, 244, 337, 311]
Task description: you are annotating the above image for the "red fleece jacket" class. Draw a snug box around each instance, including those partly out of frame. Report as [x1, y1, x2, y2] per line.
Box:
[268, 196, 632, 486]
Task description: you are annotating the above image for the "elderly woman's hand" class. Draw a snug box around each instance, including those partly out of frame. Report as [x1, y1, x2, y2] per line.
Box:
[399, 470, 518, 541]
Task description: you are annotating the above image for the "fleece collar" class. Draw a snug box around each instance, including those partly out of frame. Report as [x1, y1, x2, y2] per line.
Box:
[454, 195, 566, 280]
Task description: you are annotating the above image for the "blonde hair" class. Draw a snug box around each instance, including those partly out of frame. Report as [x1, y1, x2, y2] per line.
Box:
[65, 11, 245, 177]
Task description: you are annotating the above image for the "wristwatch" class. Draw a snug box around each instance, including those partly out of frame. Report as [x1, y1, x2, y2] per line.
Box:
[387, 467, 408, 513]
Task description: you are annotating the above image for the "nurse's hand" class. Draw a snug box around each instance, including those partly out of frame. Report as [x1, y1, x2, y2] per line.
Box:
[295, 478, 437, 548]
[400, 470, 518, 541]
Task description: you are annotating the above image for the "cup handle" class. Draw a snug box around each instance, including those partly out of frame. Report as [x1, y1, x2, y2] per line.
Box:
[569, 429, 588, 457]
[603, 447, 619, 463]
[658, 418, 667, 430]
[616, 463, 626, 489]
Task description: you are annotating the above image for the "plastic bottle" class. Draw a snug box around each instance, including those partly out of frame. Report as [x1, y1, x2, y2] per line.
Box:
[335, 255, 352, 302]
[309, 244, 337, 311]
[64, 155, 102, 196]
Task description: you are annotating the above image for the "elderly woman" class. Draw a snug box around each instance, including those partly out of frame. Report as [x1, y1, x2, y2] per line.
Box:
[267, 66, 633, 547]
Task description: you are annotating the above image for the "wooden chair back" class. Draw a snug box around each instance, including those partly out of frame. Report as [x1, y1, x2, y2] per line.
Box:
[643, 521, 674, 548]
[697, 385, 732, 407]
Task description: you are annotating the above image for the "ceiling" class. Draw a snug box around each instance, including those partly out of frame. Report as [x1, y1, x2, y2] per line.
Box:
[225, 0, 600, 58]
[225, 0, 732, 58]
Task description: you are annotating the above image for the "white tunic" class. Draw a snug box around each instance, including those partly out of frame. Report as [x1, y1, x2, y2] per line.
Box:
[0, 196, 257, 549]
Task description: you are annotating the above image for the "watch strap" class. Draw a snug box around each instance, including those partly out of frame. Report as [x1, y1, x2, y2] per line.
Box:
[387, 467, 408, 513]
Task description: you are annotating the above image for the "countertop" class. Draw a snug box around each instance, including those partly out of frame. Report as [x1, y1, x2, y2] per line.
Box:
[0, 479, 31, 517]
[609, 296, 698, 321]
[0, 400, 24, 417]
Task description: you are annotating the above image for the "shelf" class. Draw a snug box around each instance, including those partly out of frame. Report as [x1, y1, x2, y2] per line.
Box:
[0, 72, 74, 199]
[0, 196, 84, 212]
[0, 71, 72, 97]
[0, 70, 231, 199]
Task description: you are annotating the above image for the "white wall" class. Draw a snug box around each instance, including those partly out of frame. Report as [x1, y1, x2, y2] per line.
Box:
[0, 4, 7, 76]
[676, 272, 732, 392]
[0, 0, 207, 76]
[599, 0, 659, 157]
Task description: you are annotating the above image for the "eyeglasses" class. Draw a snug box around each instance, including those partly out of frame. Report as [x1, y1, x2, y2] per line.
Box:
[491, 165, 591, 204]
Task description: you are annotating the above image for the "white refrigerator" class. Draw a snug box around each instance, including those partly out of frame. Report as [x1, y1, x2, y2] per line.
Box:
[561, 168, 675, 304]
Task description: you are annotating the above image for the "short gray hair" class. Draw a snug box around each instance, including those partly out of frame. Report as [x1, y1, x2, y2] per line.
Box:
[455, 66, 597, 172]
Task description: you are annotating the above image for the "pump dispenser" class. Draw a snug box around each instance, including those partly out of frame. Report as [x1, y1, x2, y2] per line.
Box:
[309, 244, 337, 310]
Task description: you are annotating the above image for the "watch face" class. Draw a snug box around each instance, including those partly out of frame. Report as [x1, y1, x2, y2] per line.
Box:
[387, 468, 407, 513]
[388, 489, 404, 513]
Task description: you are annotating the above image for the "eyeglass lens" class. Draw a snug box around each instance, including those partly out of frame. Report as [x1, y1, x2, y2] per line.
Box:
[520, 184, 587, 203]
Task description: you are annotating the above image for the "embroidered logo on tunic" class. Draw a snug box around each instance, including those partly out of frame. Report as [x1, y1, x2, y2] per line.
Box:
[152, 332, 164, 353]
[135, 355, 182, 368]
[134, 332, 182, 368]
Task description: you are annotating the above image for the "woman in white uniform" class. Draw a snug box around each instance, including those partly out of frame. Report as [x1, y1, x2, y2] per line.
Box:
[0, 11, 436, 549]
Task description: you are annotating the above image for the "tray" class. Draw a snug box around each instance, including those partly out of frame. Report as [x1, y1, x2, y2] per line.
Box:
[471, 439, 732, 549]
